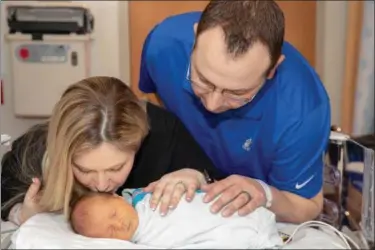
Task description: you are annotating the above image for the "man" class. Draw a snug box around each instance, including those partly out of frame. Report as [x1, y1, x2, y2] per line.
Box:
[139, 1, 331, 223]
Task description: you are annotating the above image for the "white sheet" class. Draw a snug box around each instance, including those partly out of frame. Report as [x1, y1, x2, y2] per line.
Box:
[1, 220, 18, 249]
[276, 223, 348, 249]
[12, 213, 348, 249]
[12, 214, 155, 249]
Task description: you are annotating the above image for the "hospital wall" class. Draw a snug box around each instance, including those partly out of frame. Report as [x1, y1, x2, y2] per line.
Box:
[0, 1, 347, 145]
[315, 1, 348, 129]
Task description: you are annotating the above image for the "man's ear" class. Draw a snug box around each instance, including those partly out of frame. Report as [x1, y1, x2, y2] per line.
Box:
[192, 23, 199, 48]
[266, 54, 285, 79]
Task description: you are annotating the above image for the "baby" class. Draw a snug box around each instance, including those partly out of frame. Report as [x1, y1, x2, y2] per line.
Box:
[70, 189, 283, 249]
[71, 192, 139, 241]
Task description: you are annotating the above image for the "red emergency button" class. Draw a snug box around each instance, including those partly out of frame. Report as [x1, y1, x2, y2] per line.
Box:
[19, 48, 29, 59]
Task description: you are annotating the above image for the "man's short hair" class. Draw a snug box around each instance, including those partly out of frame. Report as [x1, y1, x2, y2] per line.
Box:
[197, 0, 285, 74]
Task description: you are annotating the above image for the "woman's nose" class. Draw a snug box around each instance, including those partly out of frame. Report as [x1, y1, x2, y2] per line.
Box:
[95, 173, 110, 192]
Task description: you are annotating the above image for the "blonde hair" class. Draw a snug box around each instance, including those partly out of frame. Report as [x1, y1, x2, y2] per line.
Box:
[38, 76, 149, 218]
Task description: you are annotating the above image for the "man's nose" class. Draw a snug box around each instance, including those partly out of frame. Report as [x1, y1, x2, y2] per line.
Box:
[204, 91, 224, 112]
[95, 173, 109, 192]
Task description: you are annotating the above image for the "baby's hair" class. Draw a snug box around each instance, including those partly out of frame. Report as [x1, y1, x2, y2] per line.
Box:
[70, 192, 113, 234]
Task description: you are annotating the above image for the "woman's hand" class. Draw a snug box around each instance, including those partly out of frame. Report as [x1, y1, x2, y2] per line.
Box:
[143, 168, 206, 216]
[15, 178, 44, 224]
[201, 175, 266, 217]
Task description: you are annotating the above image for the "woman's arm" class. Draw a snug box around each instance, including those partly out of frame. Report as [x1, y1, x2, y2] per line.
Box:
[1, 123, 47, 221]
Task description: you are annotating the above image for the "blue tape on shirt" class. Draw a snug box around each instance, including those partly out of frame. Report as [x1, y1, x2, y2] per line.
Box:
[131, 188, 205, 207]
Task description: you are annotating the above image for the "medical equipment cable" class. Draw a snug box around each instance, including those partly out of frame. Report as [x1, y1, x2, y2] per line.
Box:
[281, 220, 361, 249]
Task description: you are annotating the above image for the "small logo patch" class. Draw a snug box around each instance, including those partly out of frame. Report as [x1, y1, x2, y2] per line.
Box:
[295, 175, 315, 189]
[242, 138, 252, 151]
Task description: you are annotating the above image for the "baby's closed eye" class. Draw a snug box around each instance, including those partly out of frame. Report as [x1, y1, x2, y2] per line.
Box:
[110, 210, 117, 219]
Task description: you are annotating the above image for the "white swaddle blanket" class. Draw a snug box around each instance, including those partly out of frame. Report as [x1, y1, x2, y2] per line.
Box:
[129, 189, 283, 249]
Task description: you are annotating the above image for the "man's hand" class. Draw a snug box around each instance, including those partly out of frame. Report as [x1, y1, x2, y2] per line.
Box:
[201, 175, 266, 217]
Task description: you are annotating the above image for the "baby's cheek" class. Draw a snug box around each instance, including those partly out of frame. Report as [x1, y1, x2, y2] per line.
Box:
[80, 224, 109, 239]
[96, 227, 112, 238]
[91, 216, 114, 238]
[114, 230, 131, 241]
[113, 220, 135, 241]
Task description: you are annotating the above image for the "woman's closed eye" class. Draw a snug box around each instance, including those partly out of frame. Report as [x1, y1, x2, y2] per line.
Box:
[108, 164, 125, 172]
[72, 162, 91, 174]
[75, 166, 93, 174]
[80, 170, 91, 175]
[73, 162, 125, 174]
[78, 167, 121, 174]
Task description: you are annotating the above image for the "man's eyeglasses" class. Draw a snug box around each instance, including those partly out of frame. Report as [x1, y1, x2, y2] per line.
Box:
[185, 64, 259, 105]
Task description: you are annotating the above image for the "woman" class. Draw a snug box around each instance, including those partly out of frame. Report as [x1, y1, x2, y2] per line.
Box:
[1, 76, 222, 225]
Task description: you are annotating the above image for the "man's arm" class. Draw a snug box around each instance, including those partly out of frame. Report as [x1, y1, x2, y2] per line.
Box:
[268, 185, 323, 224]
[267, 103, 330, 223]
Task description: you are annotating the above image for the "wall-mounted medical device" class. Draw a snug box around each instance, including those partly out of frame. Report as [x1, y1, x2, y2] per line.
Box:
[7, 4, 94, 38]
[4, 2, 94, 117]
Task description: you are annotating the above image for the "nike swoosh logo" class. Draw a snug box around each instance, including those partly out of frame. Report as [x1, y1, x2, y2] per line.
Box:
[295, 175, 315, 189]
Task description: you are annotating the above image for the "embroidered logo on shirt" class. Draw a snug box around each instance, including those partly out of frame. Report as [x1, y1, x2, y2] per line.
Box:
[242, 138, 252, 151]
[295, 175, 315, 189]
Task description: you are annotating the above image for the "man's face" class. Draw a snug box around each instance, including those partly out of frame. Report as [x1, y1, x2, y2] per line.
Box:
[190, 27, 274, 113]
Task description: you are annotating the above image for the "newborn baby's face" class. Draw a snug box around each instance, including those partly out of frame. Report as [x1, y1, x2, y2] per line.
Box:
[71, 193, 139, 241]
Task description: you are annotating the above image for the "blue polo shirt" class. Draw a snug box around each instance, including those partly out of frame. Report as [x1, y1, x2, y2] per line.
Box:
[139, 12, 331, 199]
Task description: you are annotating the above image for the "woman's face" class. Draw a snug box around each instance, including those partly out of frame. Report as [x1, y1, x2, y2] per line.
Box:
[72, 142, 135, 193]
